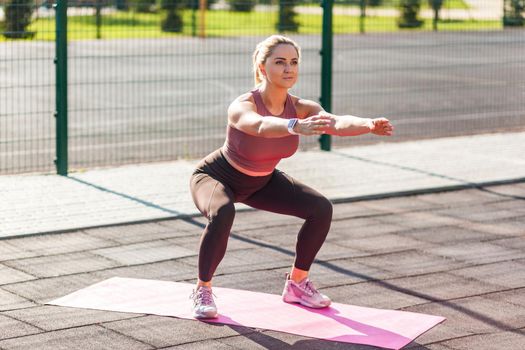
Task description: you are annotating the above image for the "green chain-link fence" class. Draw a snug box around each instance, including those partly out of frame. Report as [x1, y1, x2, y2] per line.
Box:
[1, 0, 524, 174]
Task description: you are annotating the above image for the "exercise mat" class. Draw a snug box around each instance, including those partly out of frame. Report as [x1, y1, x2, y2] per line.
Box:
[48, 277, 445, 349]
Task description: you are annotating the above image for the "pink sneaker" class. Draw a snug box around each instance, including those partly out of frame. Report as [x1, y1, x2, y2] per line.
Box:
[282, 274, 331, 308]
[190, 286, 218, 319]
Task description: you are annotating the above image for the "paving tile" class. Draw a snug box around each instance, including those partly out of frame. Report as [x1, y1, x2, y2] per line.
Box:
[375, 211, 462, 230]
[0, 241, 38, 262]
[210, 269, 286, 295]
[103, 315, 252, 348]
[252, 232, 366, 261]
[384, 272, 503, 301]
[417, 189, 502, 206]
[0, 314, 41, 339]
[437, 330, 525, 350]
[353, 250, 468, 277]
[482, 288, 525, 308]
[404, 295, 525, 336]
[0, 325, 153, 350]
[165, 234, 255, 252]
[485, 183, 525, 197]
[0, 288, 35, 311]
[85, 221, 197, 244]
[0, 264, 36, 284]
[423, 242, 525, 265]
[359, 196, 445, 214]
[177, 248, 292, 276]
[402, 314, 475, 346]
[328, 220, 409, 239]
[335, 233, 431, 254]
[4, 232, 115, 256]
[91, 240, 195, 265]
[488, 236, 525, 250]
[332, 201, 387, 220]
[486, 199, 525, 214]
[4, 305, 141, 332]
[161, 339, 235, 349]
[157, 218, 206, 232]
[449, 261, 525, 289]
[218, 329, 380, 349]
[3, 252, 121, 278]
[90, 260, 197, 283]
[435, 203, 524, 223]
[459, 218, 524, 236]
[289, 259, 398, 287]
[322, 281, 428, 310]
[410, 344, 455, 350]
[228, 210, 304, 232]
[399, 226, 498, 244]
[2, 274, 102, 304]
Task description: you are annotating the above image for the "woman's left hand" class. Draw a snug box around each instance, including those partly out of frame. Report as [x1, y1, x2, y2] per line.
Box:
[369, 118, 394, 136]
[315, 111, 337, 134]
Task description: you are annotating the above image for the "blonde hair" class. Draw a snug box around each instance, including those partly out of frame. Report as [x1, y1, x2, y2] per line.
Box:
[252, 35, 301, 86]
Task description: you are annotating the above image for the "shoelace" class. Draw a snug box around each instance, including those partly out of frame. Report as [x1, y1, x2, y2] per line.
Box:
[302, 280, 319, 297]
[190, 289, 216, 305]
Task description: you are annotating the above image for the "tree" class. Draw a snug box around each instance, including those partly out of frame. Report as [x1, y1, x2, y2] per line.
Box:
[228, 0, 256, 12]
[131, 0, 157, 13]
[397, 0, 423, 28]
[184, 0, 217, 9]
[368, 0, 382, 6]
[3, 0, 35, 39]
[429, 0, 443, 30]
[503, 0, 525, 26]
[277, 0, 299, 33]
[161, 0, 184, 32]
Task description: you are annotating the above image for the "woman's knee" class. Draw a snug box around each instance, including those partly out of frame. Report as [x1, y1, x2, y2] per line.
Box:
[311, 196, 333, 220]
[208, 202, 236, 225]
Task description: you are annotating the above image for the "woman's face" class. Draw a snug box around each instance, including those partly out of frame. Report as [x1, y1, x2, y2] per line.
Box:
[260, 44, 299, 89]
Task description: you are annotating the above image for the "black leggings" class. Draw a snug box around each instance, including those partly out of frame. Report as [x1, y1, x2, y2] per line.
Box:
[190, 149, 333, 282]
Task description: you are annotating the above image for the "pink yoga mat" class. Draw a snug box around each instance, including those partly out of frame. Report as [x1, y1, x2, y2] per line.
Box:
[48, 277, 444, 349]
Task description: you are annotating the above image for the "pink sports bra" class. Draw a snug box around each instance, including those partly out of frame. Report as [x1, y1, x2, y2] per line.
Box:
[222, 89, 299, 175]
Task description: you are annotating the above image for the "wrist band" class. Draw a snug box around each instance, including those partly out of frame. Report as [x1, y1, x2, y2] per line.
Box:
[287, 118, 299, 135]
[367, 119, 375, 131]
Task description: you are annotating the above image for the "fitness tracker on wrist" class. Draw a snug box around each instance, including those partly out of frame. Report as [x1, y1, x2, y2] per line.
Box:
[287, 118, 299, 135]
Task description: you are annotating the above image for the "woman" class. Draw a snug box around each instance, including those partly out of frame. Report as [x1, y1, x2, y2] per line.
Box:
[189, 35, 393, 319]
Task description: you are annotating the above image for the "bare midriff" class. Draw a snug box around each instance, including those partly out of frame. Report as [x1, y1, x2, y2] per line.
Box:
[222, 151, 273, 177]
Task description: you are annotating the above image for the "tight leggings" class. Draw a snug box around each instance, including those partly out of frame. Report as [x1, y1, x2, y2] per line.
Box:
[189, 149, 333, 282]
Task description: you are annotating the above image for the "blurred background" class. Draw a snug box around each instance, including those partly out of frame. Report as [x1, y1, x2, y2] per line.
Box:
[1, 0, 524, 175]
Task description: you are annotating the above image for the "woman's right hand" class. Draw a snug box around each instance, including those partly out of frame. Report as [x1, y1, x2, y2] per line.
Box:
[294, 115, 334, 135]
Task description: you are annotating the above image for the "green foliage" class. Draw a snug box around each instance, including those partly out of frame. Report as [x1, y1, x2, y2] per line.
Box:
[277, 0, 299, 32]
[368, 0, 382, 6]
[183, 0, 218, 9]
[397, 0, 423, 28]
[429, 0, 443, 11]
[131, 0, 157, 13]
[3, 0, 35, 38]
[161, 0, 184, 32]
[504, 0, 525, 26]
[228, 0, 256, 12]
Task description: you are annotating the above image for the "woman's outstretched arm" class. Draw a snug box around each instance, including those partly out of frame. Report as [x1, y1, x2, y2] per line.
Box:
[323, 112, 394, 137]
[296, 98, 393, 137]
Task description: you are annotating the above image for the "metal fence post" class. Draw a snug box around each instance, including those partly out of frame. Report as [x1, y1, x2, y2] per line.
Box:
[319, 0, 333, 151]
[55, 0, 68, 175]
[360, 0, 366, 34]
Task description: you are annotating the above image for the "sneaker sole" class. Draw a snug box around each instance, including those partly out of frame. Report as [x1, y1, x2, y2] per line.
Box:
[282, 294, 331, 309]
[193, 310, 218, 319]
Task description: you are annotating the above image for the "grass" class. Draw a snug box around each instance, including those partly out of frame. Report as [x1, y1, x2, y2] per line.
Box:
[327, 0, 470, 10]
[0, 8, 501, 42]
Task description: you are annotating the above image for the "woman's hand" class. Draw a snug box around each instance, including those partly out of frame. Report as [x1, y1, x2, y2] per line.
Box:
[369, 118, 394, 136]
[294, 115, 334, 135]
